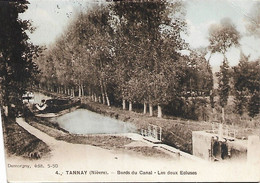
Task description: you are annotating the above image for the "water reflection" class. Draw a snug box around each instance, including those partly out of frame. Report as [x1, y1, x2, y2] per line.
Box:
[53, 109, 137, 134]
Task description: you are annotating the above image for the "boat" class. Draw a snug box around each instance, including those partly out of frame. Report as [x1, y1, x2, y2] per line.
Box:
[22, 92, 34, 103]
[34, 98, 81, 113]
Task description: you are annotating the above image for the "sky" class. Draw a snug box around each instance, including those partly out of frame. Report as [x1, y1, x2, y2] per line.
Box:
[19, 0, 260, 68]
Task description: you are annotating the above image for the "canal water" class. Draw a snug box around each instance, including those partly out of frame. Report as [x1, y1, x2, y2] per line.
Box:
[53, 109, 137, 134]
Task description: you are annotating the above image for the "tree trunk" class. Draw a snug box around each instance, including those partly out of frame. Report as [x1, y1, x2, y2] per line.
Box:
[88, 87, 91, 97]
[218, 123, 223, 140]
[71, 88, 75, 97]
[157, 104, 162, 118]
[122, 99, 126, 110]
[100, 80, 105, 105]
[98, 96, 102, 103]
[102, 94, 106, 104]
[143, 102, 147, 114]
[105, 92, 110, 107]
[94, 94, 98, 102]
[78, 85, 81, 97]
[104, 84, 110, 106]
[149, 103, 153, 116]
[129, 101, 132, 111]
[81, 85, 84, 96]
[221, 107, 225, 123]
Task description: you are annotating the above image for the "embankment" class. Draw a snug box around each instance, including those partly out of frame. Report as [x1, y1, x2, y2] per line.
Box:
[80, 100, 212, 154]
[2, 116, 51, 159]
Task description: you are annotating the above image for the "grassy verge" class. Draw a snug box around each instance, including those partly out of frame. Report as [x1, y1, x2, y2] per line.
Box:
[2, 116, 51, 159]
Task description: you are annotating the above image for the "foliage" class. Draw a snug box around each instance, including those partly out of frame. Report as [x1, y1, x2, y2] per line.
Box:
[234, 89, 249, 116]
[233, 53, 260, 116]
[217, 59, 230, 108]
[35, 1, 216, 118]
[248, 91, 260, 118]
[208, 18, 240, 122]
[246, 2, 260, 38]
[208, 18, 240, 54]
[0, 1, 40, 116]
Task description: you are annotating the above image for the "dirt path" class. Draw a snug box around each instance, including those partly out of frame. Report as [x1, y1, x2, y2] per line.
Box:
[6, 118, 179, 182]
[4, 118, 259, 182]
[17, 118, 58, 146]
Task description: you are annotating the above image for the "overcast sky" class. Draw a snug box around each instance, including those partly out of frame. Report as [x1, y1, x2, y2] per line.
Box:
[19, 0, 260, 68]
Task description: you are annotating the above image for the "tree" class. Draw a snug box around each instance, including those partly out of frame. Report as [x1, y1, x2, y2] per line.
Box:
[0, 1, 39, 117]
[233, 53, 260, 117]
[216, 60, 231, 123]
[233, 52, 250, 116]
[208, 18, 240, 56]
[208, 18, 240, 123]
[111, 0, 187, 117]
[234, 89, 249, 116]
[246, 2, 260, 38]
[248, 91, 260, 118]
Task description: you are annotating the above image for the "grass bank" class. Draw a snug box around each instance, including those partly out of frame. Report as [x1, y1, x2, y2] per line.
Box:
[2, 116, 51, 159]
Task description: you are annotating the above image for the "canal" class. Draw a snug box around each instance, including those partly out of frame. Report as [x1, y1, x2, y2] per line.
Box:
[52, 109, 137, 135]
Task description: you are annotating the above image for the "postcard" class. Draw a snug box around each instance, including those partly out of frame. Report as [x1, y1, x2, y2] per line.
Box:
[0, 0, 260, 182]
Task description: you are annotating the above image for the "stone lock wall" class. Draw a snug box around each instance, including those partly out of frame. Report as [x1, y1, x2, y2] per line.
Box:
[192, 131, 213, 161]
[247, 135, 260, 166]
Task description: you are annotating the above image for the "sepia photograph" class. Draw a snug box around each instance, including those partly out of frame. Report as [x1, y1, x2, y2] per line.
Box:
[0, 0, 260, 182]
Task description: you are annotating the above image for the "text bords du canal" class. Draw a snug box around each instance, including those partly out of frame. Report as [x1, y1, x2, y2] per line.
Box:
[117, 170, 197, 175]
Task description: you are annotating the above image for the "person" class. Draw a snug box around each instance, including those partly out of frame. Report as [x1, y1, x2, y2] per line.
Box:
[39, 99, 46, 107]
[35, 99, 47, 111]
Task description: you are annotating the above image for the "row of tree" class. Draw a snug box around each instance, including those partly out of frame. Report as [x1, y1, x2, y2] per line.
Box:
[1, 0, 258, 121]
[208, 18, 259, 119]
[36, 1, 214, 118]
[37, 1, 260, 120]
